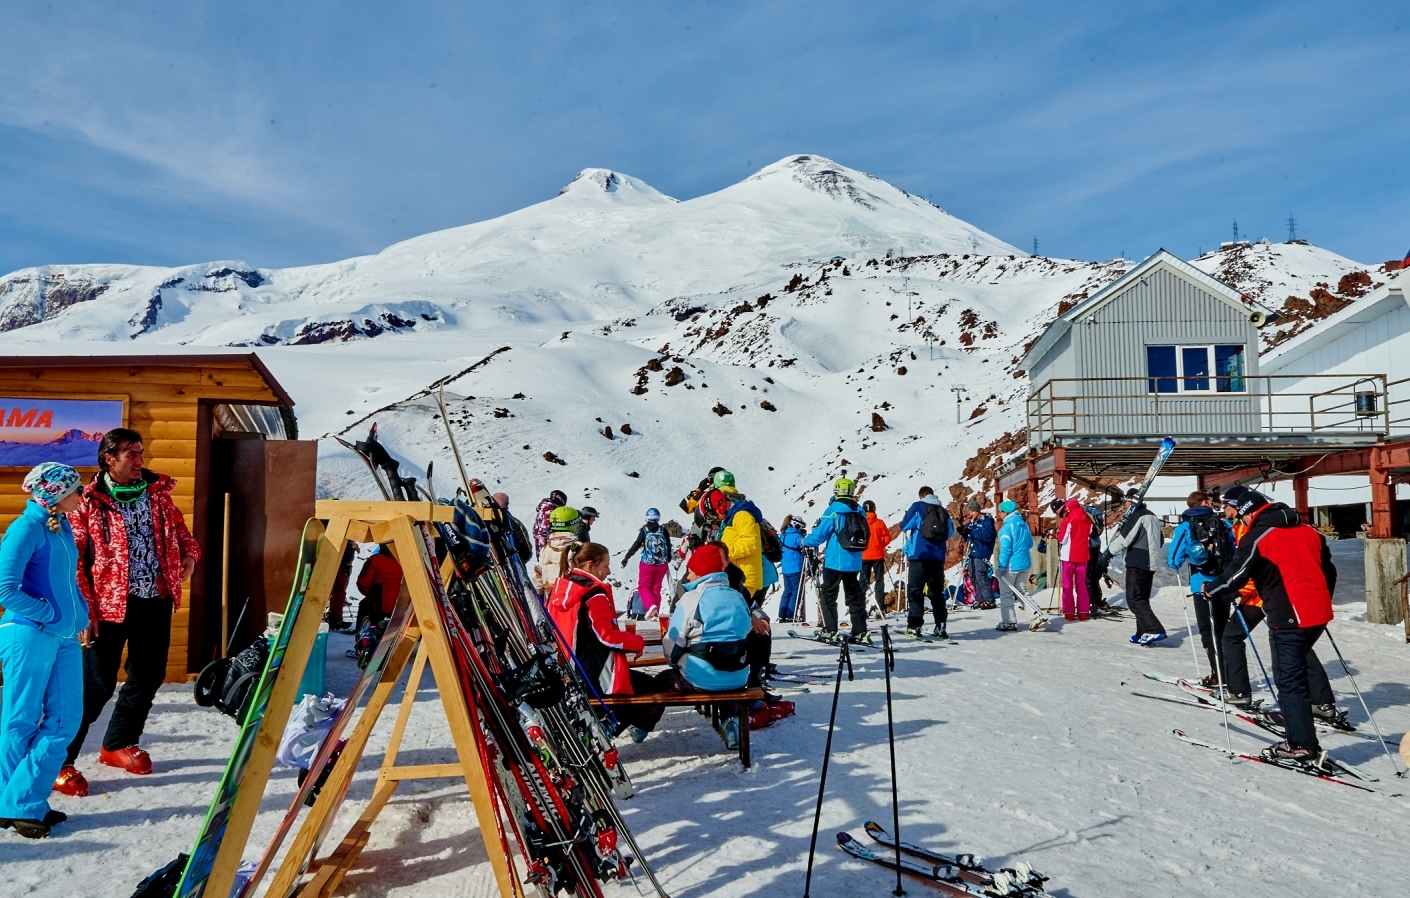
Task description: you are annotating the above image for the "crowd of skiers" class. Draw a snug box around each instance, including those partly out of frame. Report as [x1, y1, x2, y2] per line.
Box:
[0, 430, 200, 839]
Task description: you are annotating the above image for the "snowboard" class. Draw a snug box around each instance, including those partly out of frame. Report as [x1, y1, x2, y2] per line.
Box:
[234, 591, 416, 898]
[172, 520, 322, 898]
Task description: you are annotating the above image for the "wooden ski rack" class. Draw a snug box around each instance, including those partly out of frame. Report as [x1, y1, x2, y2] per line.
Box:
[201, 500, 518, 898]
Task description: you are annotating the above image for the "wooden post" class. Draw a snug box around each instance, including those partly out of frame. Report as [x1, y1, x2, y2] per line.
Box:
[1364, 537, 1407, 626]
[221, 493, 231, 658]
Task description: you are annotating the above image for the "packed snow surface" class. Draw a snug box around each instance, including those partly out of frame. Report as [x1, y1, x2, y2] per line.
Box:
[2, 543, 1405, 897]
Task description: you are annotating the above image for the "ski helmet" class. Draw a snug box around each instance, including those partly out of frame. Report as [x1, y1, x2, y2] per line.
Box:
[580, 505, 599, 519]
[833, 477, 856, 498]
[700, 488, 731, 521]
[645, 507, 660, 522]
[549, 506, 581, 532]
[713, 469, 736, 491]
[862, 499, 876, 513]
[549, 489, 567, 507]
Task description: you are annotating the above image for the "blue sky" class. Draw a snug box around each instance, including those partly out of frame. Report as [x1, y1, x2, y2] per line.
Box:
[0, 2, 1404, 274]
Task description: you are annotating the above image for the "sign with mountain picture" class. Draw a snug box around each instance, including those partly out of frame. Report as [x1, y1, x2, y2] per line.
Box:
[0, 397, 125, 468]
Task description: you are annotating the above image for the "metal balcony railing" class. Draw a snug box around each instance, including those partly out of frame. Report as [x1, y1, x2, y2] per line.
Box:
[1026, 374, 1392, 445]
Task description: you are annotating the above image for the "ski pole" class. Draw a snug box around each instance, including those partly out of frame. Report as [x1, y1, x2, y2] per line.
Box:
[803, 638, 853, 898]
[1208, 597, 1235, 759]
[1233, 604, 1277, 702]
[1323, 629, 1406, 778]
[1173, 569, 1202, 679]
[880, 625, 905, 897]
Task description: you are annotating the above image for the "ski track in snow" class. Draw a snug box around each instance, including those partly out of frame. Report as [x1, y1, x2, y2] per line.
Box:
[3, 542, 1406, 897]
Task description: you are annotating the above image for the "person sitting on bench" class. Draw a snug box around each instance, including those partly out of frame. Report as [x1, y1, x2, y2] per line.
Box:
[546, 542, 668, 743]
[664, 544, 753, 750]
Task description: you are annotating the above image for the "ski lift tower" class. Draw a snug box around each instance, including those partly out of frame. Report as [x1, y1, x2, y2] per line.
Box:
[950, 385, 968, 425]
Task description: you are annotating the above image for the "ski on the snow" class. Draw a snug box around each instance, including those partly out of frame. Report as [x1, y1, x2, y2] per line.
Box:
[864, 821, 1047, 892]
[837, 833, 1034, 896]
[787, 628, 867, 651]
[1173, 729, 1400, 796]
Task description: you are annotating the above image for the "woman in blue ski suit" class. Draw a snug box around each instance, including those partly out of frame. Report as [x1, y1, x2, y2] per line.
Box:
[776, 517, 806, 622]
[0, 463, 89, 839]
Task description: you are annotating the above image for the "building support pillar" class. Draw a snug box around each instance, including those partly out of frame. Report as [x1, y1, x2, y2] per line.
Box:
[1292, 470, 1310, 523]
[1053, 447, 1068, 503]
[1369, 447, 1393, 538]
[1026, 460, 1040, 532]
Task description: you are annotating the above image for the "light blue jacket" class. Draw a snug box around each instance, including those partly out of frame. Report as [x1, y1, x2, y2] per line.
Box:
[666, 571, 753, 692]
[1166, 507, 1231, 593]
[804, 499, 865, 572]
[0, 500, 89, 639]
[780, 527, 805, 576]
[995, 514, 1035, 571]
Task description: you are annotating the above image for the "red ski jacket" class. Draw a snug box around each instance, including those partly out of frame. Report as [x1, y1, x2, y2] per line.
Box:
[863, 513, 891, 561]
[548, 569, 644, 695]
[356, 550, 404, 614]
[1055, 499, 1092, 564]
[69, 470, 201, 624]
[1205, 504, 1334, 629]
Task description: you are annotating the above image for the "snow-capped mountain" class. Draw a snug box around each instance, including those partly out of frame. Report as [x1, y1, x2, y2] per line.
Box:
[0, 155, 1379, 552]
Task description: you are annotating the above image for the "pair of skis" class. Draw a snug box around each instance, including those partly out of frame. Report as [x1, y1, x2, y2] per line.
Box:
[837, 822, 1046, 896]
[1132, 662, 1400, 795]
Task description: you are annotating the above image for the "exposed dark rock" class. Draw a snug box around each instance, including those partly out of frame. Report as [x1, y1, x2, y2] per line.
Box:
[871, 412, 887, 432]
[712, 402, 733, 416]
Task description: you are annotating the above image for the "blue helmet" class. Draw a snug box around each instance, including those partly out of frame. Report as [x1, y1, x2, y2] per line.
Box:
[645, 507, 660, 522]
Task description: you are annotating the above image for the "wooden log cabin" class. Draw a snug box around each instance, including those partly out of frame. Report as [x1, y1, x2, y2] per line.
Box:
[0, 353, 316, 682]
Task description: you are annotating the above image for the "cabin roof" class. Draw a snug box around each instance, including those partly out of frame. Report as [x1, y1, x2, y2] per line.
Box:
[1260, 273, 1409, 373]
[0, 351, 293, 407]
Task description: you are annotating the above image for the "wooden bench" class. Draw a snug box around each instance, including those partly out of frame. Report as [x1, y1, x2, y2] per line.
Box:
[627, 653, 666, 668]
[600, 687, 766, 767]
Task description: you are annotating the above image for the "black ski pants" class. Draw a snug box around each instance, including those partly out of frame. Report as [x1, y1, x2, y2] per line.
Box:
[1086, 561, 1105, 608]
[905, 560, 947, 630]
[66, 596, 173, 765]
[611, 669, 670, 733]
[1193, 590, 1230, 680]
[1268, 624, 1328, 753]
[746, 629, 772, 689]
[860, 559, 886, 610]
[1222, 604, 1333, 705]
[1124, 567, 1164, 637]
[818, 568, 866, 636]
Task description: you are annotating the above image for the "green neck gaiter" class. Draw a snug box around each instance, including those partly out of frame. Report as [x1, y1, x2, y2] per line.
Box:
[105, 472, 148, 505]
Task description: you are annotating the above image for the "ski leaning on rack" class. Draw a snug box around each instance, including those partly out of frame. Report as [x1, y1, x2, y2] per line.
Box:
[836, 833, 1039, 896]
[170, 522, 321, 898]
[1173, 730, 1401, 796]
[234, 593, 417, 898]
[863, 822, 1047, 893]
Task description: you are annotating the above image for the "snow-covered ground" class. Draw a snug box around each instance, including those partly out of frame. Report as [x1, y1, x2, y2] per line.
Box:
[4, 540, 1405, 898]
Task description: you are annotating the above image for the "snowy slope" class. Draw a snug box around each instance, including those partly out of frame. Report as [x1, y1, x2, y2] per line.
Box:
[4, 549, 1407, 898]
[1191, 240, 1385, 350]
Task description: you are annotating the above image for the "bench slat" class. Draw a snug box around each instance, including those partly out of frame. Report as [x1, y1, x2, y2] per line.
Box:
[599, 688, 765, 707]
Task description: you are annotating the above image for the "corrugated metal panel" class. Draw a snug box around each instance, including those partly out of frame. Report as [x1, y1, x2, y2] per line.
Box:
[1066, 265, 1260, 434]
[1275, 301, 1410, 383]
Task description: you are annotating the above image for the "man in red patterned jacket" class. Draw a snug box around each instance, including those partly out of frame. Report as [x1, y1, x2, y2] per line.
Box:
[53, 428, 200, 795]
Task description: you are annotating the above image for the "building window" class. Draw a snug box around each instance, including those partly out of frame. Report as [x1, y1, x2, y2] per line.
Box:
[1147, 344, 1246, 393]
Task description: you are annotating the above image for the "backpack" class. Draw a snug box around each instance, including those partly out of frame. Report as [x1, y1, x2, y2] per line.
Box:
[1187, 514, 1234, 574]
[194, 638, 269, 722]
[760, 519, 784, 563]
[920, 504, 950, 542]
[641, 526, 669, 565]
[837, 510, 871, 553]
